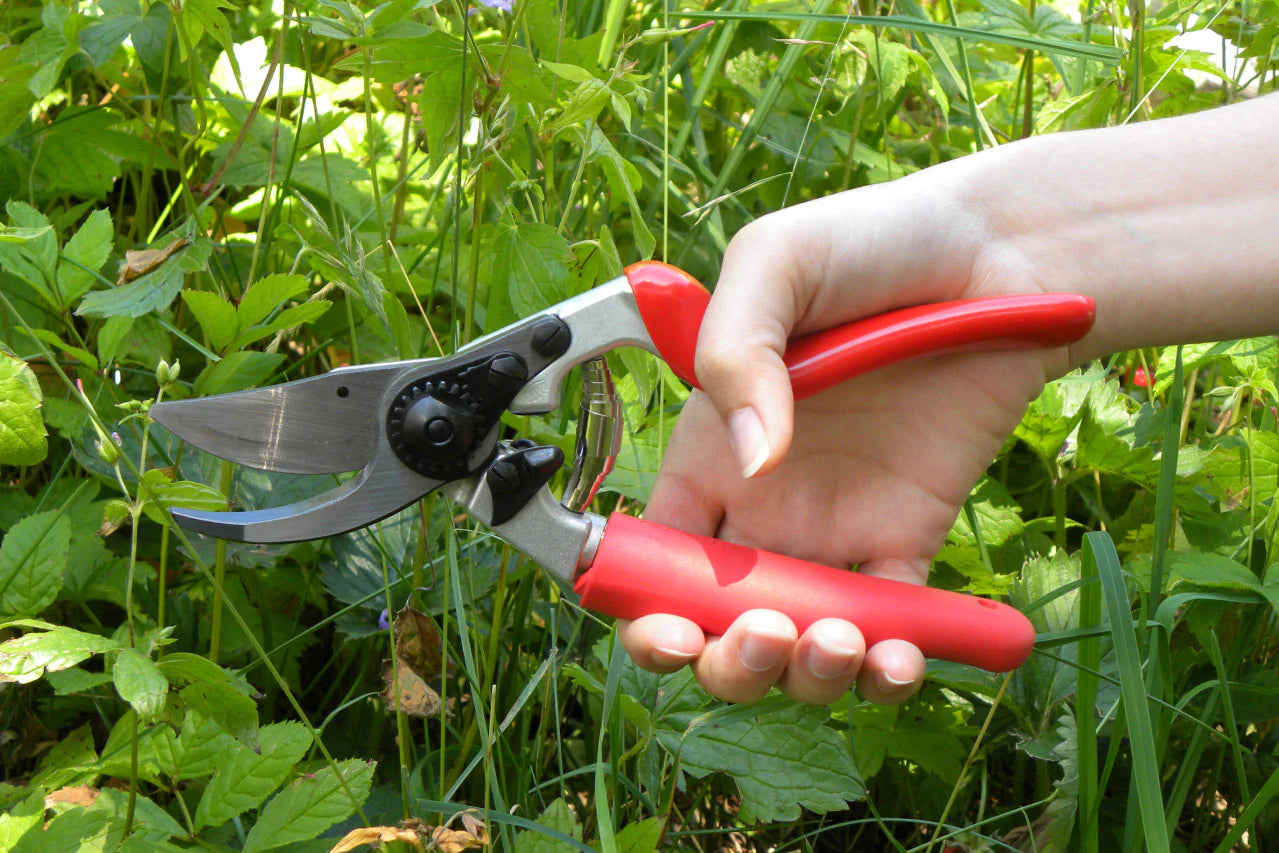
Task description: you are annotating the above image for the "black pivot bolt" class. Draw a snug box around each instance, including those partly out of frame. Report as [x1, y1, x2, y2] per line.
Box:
[486, 458, 522, 495]
[402, 395, 475, 458]
[530, 317, 571, 358]
[485, 354, 528, 394]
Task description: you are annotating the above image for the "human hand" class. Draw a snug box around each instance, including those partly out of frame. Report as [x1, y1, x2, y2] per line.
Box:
[619, 168, 1078, 705]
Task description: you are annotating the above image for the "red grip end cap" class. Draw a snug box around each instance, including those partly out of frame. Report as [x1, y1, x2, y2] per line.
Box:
[624, 261, 709, 387]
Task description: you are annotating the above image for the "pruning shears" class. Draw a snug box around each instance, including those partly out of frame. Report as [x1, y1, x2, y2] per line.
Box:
[151, 262, 1095, 672]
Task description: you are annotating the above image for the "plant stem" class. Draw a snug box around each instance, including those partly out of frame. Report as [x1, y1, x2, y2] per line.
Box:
[209, 459, 233, 664]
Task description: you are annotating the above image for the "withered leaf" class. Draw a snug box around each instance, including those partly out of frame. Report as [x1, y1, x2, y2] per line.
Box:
[116, 237, 190, 284]
[327, 824, 423, 852]
[392, 607, 443, 680]
[45, 786, 99, 808]
[432, 819, 489, 852]
[381, 658, 443, 718]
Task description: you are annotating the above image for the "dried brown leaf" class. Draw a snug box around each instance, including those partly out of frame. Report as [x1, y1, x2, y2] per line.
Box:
[431, 822, 489, 852]
[381, 658, 443, 718]
[116, 237, 190, 284]
[327, 824, 423, 853]
[45, 786, 99, 808]
[392, 607, 443, 680]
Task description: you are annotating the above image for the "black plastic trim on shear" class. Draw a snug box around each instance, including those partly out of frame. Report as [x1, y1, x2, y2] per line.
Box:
[384, 316, 571, 480]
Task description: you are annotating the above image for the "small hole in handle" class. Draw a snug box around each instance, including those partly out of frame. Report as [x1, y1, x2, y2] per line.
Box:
[977, 599, 998, 610]
[336, 386, 349, 398]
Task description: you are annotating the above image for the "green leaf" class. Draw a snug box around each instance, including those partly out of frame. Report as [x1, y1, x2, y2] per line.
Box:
[236, 273, 309, 330]
[113, 648, 169, 721]
[158, 652, 259, 749]
[660, 700, 864, 821]
[0, 509, 70, 619]
[181, 290, 238, 352]
[174, 712, 237, 781]
[1169, 552, 1260, 591]
[57, 209, 113, 304]
[230, 300, 332, 350]
[613, 816, 665, 853]
[0, 225, 52, 244]
[1015, 368, 1098, 462]
[584, 126, 655, 259]
[0, 352, 48, 466]
[491, 217, 574, 319]
[139, 469, 228, 527]
[199, 351, 285, 396]
[194, 722, 311, 830]
[514, 798, 583, 853]
[420, 64, 474, 175]
[77, 233, 210, 318]
[240, 758, 375, 852]
[0, 622, 121, 684]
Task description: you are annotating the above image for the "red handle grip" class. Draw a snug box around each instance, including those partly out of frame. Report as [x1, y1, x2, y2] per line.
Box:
[575, 513, 1035, 672]
[624, 261, 1096, 398]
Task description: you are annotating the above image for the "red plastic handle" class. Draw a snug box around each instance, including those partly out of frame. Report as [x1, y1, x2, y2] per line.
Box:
[624, 261, 1096, 399]
[576, 513, 1035, 671]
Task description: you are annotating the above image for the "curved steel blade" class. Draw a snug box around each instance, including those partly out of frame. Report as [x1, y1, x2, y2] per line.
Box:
[151, 362, 420, 474]
[170, 454, 440, 542]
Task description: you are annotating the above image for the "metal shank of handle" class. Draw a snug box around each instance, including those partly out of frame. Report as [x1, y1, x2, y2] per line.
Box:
[575, 513, 1036, 672]
[624, 261, 1097, 400]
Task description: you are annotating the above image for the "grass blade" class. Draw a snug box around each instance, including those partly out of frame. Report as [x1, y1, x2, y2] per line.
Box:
[1085, 530, 1169, 852]
[679, 10, 1124, 63]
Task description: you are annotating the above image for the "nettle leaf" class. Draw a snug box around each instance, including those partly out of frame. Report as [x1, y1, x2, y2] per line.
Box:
[0, 622, 121, 684]
[77, 234, 211, 318]
[240, 758, 375, 853]
[0, 351, 48, 466]
[660, 699, 864, 822]
[174, 712, 237, 781]
[199, 351, 285, 396]
[1015, 367, 1099, 462]
[231, 300, 332, 351]
[236, 273, 309, 329]
[113, 647, 169, 721]
[194, 721, 311, 831]
[158, 652, 259, 749]
[420, 64, 475, 175]
[0, 508, 70, 619]
[513, 798, 583, 853]
[57, 209, 113, 303]
[139, 468, 227, 528]
[181, 290, 237, 352]
[491, 216, 573, 319]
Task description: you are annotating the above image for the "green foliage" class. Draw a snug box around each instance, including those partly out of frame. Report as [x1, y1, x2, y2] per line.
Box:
[0, 0, 1275, 850]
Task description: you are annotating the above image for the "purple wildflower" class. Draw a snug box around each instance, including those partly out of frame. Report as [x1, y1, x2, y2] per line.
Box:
[378, 609, 390, 631]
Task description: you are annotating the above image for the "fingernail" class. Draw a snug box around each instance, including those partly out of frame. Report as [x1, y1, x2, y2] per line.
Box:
[651, 646, 697, 667]
[875, 671, 914, 692]
[739, 631, 789, 672]
[728, 407, 770, 478]
[806, 635, 860, 680]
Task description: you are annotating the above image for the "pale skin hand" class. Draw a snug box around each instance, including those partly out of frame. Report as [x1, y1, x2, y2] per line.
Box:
[619, 94, 1279, 706]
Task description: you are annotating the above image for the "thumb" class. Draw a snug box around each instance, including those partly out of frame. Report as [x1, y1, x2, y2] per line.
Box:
[695, 217, 827, 477]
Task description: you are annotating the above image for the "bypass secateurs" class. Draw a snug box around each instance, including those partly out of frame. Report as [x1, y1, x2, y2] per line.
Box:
[151, 262, 1096, 672]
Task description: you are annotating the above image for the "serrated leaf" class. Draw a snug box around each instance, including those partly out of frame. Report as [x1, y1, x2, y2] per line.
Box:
[661, 701, 864, 822]
[230, 300, 332, 350]
[1169, 551, 1260, 591]
[58, 209, 113, 303]
[194, 722, 311, 830]
[613, 816, 664, 853]
[199, 351, 285, 396]
[240, 759, 375, 852]
[491, 217, 573, 319]
[420, 64, 474, 175]
[0, 352, 47, 466]
[236, 273, 309, 330]
[113, 648, 169, 721]
[0, 508, 70, 619]
[77, 233, 209, 318]
[0, 622, 121, 684]
[139, 469, 228, 527]
[181, 290, 238, 352]
[514, 799, 582, 853]
[158, 652, 259, 749]
[0, 225, 52, 244]
[174, 712, 237, 781]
